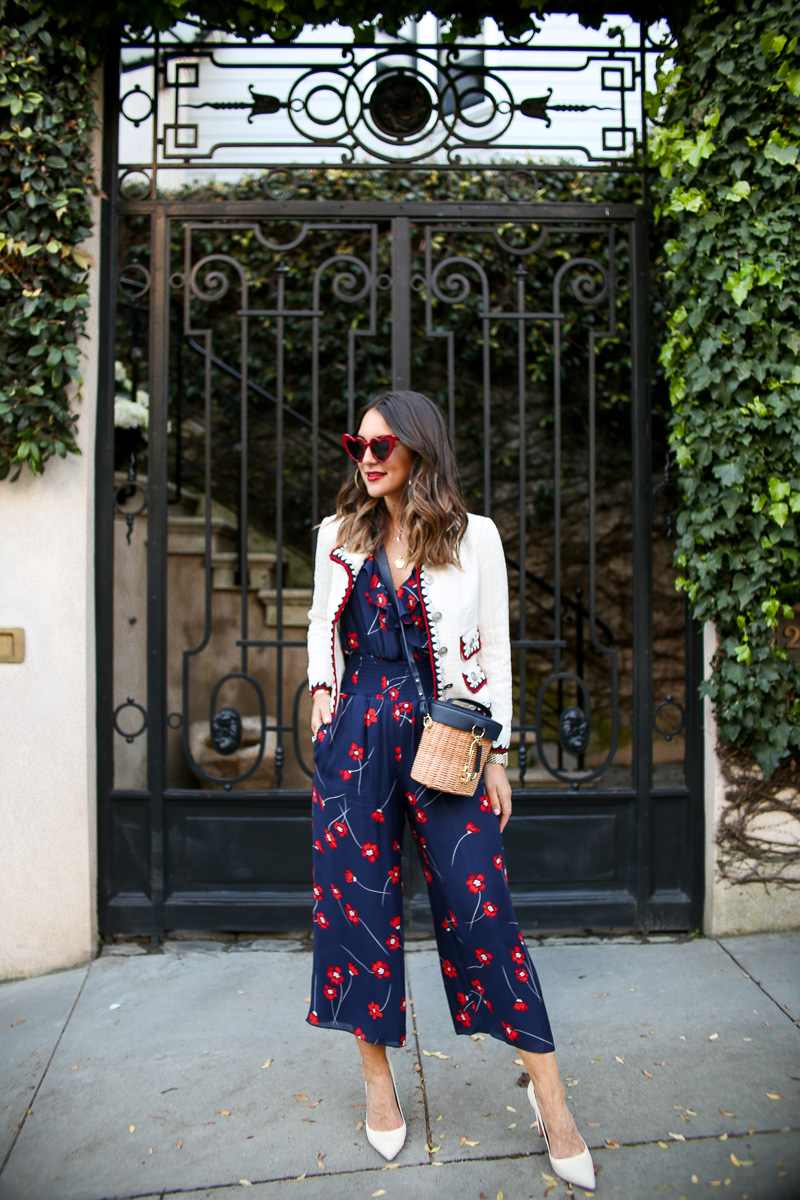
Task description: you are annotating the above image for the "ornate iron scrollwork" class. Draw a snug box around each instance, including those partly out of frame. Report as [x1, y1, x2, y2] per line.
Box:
[558, 705, 591, 756]
[113, 696, 147, 744]
[653, 695, 686, 742]
[369, 71, 434, 138]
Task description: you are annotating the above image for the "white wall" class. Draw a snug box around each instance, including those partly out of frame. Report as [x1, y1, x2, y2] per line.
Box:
[0, 71, 103, 980]
[703, 624, 800, 934]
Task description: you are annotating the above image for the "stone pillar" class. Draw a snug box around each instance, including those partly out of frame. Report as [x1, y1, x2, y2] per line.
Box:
[0, 71, 103, 979]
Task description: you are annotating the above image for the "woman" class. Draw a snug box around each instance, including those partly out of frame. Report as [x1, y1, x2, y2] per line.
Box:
[306, 391, 595, 1191]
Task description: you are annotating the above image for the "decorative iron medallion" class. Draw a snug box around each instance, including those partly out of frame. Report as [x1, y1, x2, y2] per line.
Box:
[368, 71, 434, 139]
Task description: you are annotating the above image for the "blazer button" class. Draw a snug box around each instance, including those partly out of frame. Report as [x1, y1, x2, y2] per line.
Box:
[433, 612, 442, 621]
[440, 646, 448, 655]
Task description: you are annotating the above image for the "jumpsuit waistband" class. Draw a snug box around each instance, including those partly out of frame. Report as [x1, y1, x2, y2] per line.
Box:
[342, 652, 434, 699]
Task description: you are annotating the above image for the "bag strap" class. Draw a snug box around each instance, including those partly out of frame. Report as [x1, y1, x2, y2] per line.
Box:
[375, 546, 430, 718]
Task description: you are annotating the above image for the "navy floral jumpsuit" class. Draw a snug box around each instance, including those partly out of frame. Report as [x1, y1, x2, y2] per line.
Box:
[307, 555, 555, 1053]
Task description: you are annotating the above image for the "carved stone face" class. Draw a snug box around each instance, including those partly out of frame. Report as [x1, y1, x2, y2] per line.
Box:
[210, 707, 243, 756]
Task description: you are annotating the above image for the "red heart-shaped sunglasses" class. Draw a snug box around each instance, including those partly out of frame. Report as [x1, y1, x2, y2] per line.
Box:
[341, 433, 401, 463]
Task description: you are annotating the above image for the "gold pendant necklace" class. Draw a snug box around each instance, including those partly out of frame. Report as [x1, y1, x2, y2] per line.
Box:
[393, 521, 407, 570]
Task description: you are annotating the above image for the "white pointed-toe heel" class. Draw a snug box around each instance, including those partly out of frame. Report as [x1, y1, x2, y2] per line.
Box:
[365, 1058, 406, 1161]
[527, 1080, 596, 1192]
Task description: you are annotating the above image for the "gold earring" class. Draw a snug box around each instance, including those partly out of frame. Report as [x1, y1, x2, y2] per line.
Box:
[354, 467, 365, 490]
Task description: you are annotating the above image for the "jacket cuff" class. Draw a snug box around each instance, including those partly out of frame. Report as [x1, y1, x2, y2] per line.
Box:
[309, 682, 333, 697]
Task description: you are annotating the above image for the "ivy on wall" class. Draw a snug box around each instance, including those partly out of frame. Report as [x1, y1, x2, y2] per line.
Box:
[0, 0, 97, 479]
[650, 0, 800, 776]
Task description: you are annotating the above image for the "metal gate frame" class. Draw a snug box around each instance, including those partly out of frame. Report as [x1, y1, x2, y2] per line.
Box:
[95, 50, 705, 941]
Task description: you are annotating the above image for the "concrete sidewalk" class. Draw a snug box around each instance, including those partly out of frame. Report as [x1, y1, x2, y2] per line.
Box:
[1, 932, 798, 1200]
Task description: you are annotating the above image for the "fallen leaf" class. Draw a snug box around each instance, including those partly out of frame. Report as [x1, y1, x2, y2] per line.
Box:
[305, 1101, 320, 1110]
[606, 1139, 621, 1149]
[709, 1033, 718, 1040]
[691, 1175, 698, 1184]
[615, 1056, 625, 1064]
[643, 1069, 653, 1079]
[372, 1191, 387, 1197]
[654, 1061, 667, 1066]
[239, 1181, 252, 1187]
[464, 1139, 479, 1146]
[147, 1148, 152, 1155]
[356, 1121, 364, 1132]
[541, 1173, 558, 1184]
[129, 1125, 135, 1134]
[219, 1110, 231, 1117]
[261, 1059, 273, 1069]
[765, 1021, 774, 1027]
[10, 1021, 24, 1027]
[301, 1118, 316, 1123]
[426, 1143, 441, 1153]
[296, 1172, 306, 1181]
[686, 1109, 697, 1115]
[109, 1004, 121, 1011]
[658, 1141, 669, 1149]
[588, 1123, 601, 1127]
[506, 1105, 517, 1113]
[514, 1059, 523, 1066]
[69, 1065, 85, 1071]
[669, 1131, 686, 1141]
[766, 1093, 784, 1100]
[316, 1152, 326, 1171]
[730, 1154, 741, 1167]
[567, 1079, 580, 1087]
[718, 1133, 728, 1141]
[384, 1162, 401, 1169]
[422, 1050, 451, 1059]
[177, 1139, 183, 1150]
[720, 1109, 735, 1117]
[294, 1094, 308, 1100]
[436, 1115, 442, 1122]
[508, 1123, 517, 1129]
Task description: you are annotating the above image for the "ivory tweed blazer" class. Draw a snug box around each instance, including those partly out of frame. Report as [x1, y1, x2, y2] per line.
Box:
[307, 512, 512, 751]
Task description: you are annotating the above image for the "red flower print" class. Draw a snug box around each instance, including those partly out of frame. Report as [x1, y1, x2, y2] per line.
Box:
[371, 574, 381, 589]
[349, 742, 364, 761]
[316, 912, 330, 929]
[324, 830, 337, 848]
[466, 821, 480, 833]
[330, 884, 342, 899]
[381, 675, 389, 690]
[385, 933, 400, 950]
[379, 613, 387, 630]
[390, 915, 401, 928]
[405, 593, 416, 610]
[361, 842, 379, 862]
[347, 631, 358, 650]
[456, 991, 467, 1006]
[485, 999, 493, 1012]
[364, 708, 378, 727]
[371, 960, 390, 978]
[441, 918, 450, 931]
[354, 1026, 365, 1040]
[511, 946, 525, 964]
[375, 592, 388, 608]
[339, 769, 352, 781]
[333, 821, 347, 837]
[388, 866, 400, 882]
[493, 853, 504, 871]
[518, 931, 525, 942]
[312, 786, 320, 804]
[308, 1011, 319, 1025]
[313, 884, 323, 900]
[371, 809, 385, 822]
[400, 996, 406, 1011]
[513, 999, 529, 1011]
[456, 1011, 471, 1027]
[471, 979, 484, 994]
[415, 810, 427, 823]
[466, 873, 486, 894]
[515, 968, 529, 982]
[392, 701, 413, 721]
[405, 791, 417, 806]
[424, 868, 432, 882]
[351, 672, 358, 684]
[347, 961, 359, 975]
[345, 903, 359, 924]
[502, 1021, 519, 1042]
[482, 901, 498, 918]
[395, 745, 402, 761]
[314, 839, 325, 853]
[448, 910, 458, 927]
[478, 795, 491, 812]
[442, 959, 458, 978]
[392, 839, 400, 852]
[344, 869, 356, 883]
[368, 1001, 383, 1019]
[400, 1034, 406, 1046]
[475, 948, 493, 964]
[323, 984, 337, 999]
[390, 688, 400, 702]
[327, 965, 344, 983]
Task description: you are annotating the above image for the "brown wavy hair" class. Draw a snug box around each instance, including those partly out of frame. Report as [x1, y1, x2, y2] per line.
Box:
[335, 391, 468, 567]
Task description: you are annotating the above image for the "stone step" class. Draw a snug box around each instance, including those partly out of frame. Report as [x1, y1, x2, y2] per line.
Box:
[212, 552, 282, 591]
[257, 587, 312, 629]
[167, 515, 238, 555]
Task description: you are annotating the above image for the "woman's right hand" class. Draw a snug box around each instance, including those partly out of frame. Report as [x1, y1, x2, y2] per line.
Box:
[311, 690, 333, 738]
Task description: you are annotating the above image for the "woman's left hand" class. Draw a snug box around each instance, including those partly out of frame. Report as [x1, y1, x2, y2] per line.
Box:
[483, 762, 512, 833]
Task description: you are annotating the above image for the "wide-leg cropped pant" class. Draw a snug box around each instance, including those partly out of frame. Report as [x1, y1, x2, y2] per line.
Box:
[307, 652, 555, 1053]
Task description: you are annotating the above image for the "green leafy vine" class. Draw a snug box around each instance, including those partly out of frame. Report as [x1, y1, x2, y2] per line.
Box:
[0, 0, 98, 479]
[650, 0, 800, 776]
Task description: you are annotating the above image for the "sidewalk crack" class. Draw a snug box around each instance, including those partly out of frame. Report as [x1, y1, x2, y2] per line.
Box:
[715, 939, 800, 1029]
[0, 964, 91, 1180]
[406, 960, 434, 1162]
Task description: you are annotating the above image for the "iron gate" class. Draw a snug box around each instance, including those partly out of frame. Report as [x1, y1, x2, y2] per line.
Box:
[97, 21, 703, 938]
